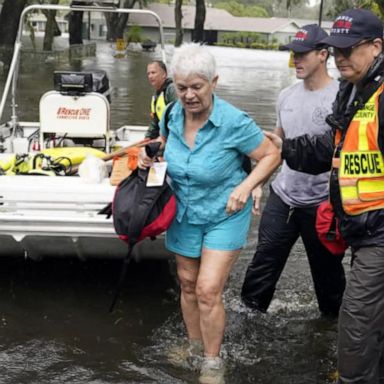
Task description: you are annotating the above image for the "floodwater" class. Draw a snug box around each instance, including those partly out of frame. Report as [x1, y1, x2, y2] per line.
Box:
[0, 42, 347, 383]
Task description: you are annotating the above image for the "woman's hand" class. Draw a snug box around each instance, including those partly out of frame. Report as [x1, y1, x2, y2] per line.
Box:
[137, 136, 166, 169]
[226, 183, 251, 214]
[252, 185, 263, 216]
[137, 147, 154, 169]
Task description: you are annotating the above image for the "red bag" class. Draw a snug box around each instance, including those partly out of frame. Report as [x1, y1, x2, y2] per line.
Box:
[316, 201, 348, 255]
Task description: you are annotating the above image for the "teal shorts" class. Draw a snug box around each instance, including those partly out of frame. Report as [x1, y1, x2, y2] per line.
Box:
[165, 199, 252, 258]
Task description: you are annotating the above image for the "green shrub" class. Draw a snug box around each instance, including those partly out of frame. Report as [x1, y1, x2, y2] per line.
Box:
[125, 24, 142, 43]
[250, 42, 267, 49]
[267, 43, 280, 50]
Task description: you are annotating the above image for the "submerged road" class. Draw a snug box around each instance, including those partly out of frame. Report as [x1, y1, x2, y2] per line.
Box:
[0, 43, 344, 383]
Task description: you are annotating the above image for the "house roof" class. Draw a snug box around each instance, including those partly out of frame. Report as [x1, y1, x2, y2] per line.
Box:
[292, 18, 334, 32]
[129, 3, 301, 34]
[292, 18, 334, 29]
[213, 16, 300, 34]
[128, 3, 231, 29]
[29, 3, 332, 37]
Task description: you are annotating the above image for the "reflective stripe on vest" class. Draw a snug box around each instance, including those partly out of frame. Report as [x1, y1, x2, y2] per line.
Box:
[335, 84, 384, 215]
[151, 91, 167, 121]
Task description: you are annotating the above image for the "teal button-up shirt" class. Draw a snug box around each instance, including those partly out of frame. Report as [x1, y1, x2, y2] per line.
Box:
[160, 95, 264, 225]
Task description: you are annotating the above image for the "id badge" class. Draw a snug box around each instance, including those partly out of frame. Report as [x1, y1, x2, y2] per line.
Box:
[146, 162, 168, 187]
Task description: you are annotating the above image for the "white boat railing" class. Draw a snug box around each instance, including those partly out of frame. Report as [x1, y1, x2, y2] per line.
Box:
[0, 3, 167, 130]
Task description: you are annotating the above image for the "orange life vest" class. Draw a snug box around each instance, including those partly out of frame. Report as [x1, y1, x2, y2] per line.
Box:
[334, 84, 384, 215]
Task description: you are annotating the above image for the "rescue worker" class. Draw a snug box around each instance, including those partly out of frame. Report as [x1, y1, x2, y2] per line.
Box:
[241, 24, 346, 317]
[146, 60, 177, 139]
[265, 9, 384, 384]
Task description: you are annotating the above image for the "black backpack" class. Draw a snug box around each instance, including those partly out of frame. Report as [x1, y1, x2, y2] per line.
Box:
[112, 143, 176, 246]
[109, 142, 176, 311]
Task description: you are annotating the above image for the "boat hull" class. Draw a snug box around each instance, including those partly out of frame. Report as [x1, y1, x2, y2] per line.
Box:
[0, 175, 171, 261]
[0, 234, 170, 260]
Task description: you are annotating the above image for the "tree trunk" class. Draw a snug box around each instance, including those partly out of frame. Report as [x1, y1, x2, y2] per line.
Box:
[193, 0, 205, 43]
[0, 0, 27, 48]
[43, 12, 56, 51]
[375, 0, 384, 17]
[69, 2, 85, 45]
[42, 0, 60, 52]
[105, 13, 129, 41]
[175, 0, 183, 47]
[104, 0, 135, 41]
[0, 0, 27, 66]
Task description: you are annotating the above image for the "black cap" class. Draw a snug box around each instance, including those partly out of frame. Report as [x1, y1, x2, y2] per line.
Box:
[321, 8, 383, 48]
[280, 24, 328, 53]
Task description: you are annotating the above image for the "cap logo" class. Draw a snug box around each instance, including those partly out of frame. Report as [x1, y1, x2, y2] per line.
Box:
[294, 29, 308, 42]
[331, 15, 353, 34]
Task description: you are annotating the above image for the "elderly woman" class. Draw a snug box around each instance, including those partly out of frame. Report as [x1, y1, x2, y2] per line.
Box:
[139, 43, 280, 384]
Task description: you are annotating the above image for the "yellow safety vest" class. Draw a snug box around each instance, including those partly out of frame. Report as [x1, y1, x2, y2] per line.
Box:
[335, 84, 384, 215]
[150, 91, 167, 121]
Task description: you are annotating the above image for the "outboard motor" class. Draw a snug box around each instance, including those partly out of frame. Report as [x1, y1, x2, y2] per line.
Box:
[53, 70, 111, 103]
[70, 0, 119, 7]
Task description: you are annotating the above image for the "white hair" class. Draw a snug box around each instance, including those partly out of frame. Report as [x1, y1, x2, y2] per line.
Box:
[170, 43, 217, 82]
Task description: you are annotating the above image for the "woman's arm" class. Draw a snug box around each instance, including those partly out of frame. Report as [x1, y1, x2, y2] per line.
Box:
[226, 136, 281, 214]
[250, 126, 284, 216]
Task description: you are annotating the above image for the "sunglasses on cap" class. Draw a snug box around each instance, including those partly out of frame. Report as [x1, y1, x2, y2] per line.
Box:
[329, 40, 374, 58]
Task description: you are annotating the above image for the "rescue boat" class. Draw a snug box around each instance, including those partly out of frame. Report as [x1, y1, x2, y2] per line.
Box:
[0, 2, 170, 260]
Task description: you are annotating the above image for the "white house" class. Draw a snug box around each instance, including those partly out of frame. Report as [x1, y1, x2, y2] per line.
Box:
[24, 3, 333, 45]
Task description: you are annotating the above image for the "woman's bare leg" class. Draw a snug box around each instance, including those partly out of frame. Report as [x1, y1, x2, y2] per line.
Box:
[197, 248, 240, 357]
[175, 254, 203, 341]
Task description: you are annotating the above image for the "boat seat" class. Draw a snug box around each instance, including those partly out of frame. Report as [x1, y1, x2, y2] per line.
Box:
[39, 71, 111, 151]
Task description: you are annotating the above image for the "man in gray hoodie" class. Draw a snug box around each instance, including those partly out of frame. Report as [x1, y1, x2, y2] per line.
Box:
[242, 24, 346, 317]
